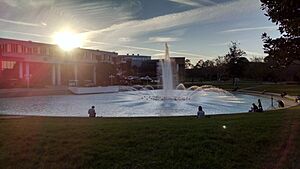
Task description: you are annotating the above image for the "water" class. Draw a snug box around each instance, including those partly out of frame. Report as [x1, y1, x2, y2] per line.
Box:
[161, 43, 174, 97]
[0, 91, 271, 117]
[0, 44, 271, 117]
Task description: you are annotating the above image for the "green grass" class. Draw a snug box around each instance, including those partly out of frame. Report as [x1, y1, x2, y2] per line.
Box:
[186, 81, 300, 95]
[1, 106, 300, 169]
[246, 84, 300, 96]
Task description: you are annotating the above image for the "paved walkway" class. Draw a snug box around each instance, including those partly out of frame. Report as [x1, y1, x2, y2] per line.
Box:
[0, 87, 71, 98]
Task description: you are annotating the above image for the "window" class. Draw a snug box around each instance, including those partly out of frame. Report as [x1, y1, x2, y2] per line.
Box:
[2, 61, 16, 69]
[7, 44, 11, 52]
[22, 46, 26, 53]
[17, 45, 22, 53]
[11, 44, 17, 53]
[28, 48, 32, 54]
[33, 47, 38, 54]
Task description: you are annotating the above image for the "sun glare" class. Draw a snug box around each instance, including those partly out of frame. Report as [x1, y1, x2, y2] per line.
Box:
[53, 31, 82, 51]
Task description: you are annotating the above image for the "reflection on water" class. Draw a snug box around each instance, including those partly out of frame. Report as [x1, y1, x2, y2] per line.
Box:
[0, 90, 271, 117]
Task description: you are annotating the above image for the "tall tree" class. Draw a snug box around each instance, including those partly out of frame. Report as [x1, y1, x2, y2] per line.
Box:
[225, 42, 249, 80]
[185, 59, 194, 69]
[261, 0, 300, 67]
[194, 59, 204, 69]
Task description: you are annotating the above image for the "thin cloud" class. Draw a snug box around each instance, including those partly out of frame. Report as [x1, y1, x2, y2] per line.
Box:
[1, 0, 54, 7]
[119, 37, 135, 42]
[208, 40, 245, 47]
[220, 26, 277, 33]
[0, 30, 50, 38]
[208, 42, 230, 47]
[0, 18, 44, 27]
[149, 37, 180, 42]
[82, 0, 258, 40]
[168, 0, 201, 6]
[168, 0, 216, 6]
[86, 40, 207, 58]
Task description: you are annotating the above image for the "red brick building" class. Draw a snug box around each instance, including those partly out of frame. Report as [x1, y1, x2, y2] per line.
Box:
[0, 38, 118, 88]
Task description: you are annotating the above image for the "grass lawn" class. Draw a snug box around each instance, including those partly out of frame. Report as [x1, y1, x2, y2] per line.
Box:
[246, 84, 300, 96]
[191, 82, 300, 96]
[1, 106, 300, 169]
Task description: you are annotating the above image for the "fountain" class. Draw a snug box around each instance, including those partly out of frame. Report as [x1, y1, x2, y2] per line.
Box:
[125, 43, 229, 101]
[161, 43, 174, 98]
[0, 43, 272, 117]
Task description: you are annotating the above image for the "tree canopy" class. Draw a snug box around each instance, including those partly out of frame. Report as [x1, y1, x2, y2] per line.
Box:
[225, 42, 249, 78]
[261, 0, 300, 66]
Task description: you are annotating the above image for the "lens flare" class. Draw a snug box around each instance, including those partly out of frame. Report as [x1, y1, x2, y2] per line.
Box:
[53, 30, 82, 51]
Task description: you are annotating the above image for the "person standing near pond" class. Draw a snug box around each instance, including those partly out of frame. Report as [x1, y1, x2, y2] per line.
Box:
[258, 99, 263, 112]
[88, 106, 96, 117]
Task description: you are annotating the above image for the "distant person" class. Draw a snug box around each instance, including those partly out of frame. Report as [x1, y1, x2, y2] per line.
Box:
[295, 96, 300, 103]
[197, 106, 205, 118]
[277, 100, 285, 108]
[271, 96, 274, 108]
[249, 103, 259, 112]
[88, 106, 96, 117]
[258, 99, 263, 112]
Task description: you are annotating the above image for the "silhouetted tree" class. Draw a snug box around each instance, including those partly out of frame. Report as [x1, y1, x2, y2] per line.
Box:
[225, 42, 248, 81]
[214, 56, 227, 80]
[261, 0, 300, 67]
[185, 59, 194, 69]
[194, 59, 204, 69]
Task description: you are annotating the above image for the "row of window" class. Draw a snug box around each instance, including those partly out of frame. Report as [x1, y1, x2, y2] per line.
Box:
[0, 43, 117, 62]
[0, 43, 51, 56]
[0, 61, 16, 70]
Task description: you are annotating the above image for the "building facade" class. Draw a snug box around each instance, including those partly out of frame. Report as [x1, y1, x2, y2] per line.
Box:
[0, 38, 185, 88]
[0, 38, 118, 88]
[119, 54, 151, 68]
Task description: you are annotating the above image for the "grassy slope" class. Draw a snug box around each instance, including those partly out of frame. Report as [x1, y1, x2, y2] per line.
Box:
[212, 83, 300, 96]
[1, 106, 300, 169]
[248, 84, 300, 96]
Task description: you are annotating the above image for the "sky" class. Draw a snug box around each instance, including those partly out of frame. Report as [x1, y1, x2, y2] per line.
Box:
[0, 0, 280, 63]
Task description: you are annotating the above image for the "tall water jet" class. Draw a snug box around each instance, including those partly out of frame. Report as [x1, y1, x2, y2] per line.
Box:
[161, 43, 174, 97]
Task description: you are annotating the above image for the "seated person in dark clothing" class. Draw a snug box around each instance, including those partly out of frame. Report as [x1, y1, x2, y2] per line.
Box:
[88, 106, 96, 117]
[197, 106, 205, 118]
[277, 100, 285, 108]
[249, 103, 259, 112]
[295, 96, 300, 103]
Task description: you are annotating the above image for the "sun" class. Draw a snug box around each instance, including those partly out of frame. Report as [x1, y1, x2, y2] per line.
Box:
[53, 30, 82, 51]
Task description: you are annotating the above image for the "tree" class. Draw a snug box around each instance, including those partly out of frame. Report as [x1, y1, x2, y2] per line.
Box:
[261, 0, 300, 67]
[194, 59, 204, 69]
[214, 56, 226, 81]
[225, 42, 248, 80]
[185, 59, 194, 69]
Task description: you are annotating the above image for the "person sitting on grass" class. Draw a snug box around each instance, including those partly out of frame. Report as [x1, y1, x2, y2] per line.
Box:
[197, 106, 205, 118]
[249, 103, 259, 112]
[295, 96, 300, 103]
[277, 100, 285, 108]
[88, 106, 96, 117]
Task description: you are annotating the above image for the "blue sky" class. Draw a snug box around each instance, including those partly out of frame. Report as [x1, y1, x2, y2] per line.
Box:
[0, 0, 280, 63]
